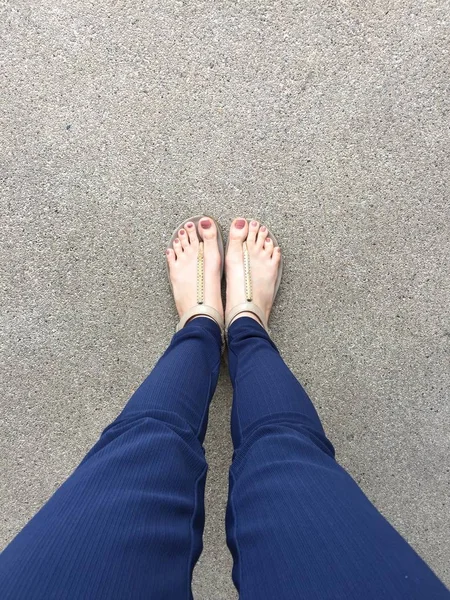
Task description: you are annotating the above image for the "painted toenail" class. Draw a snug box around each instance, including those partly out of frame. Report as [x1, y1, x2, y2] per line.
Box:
[235, 219, 246, 229]
[179, 229, 185, 235]
[166, 249, 171, 255]
[251, 220, 258, 227]
[200, 218, 211, 229]
[174, 238, 179, 244]
[186, 222, 193, 228]
[266, 237, 271, 243]
[260, 225, 267, 232]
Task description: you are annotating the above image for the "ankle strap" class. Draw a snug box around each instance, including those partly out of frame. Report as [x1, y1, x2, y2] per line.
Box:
[177, 305, 225, 332]
[225, 302, 268, 333]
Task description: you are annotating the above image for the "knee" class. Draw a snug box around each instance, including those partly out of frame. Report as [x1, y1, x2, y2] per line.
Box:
[81, 409, 204, 465]
[105, 408, 197, 439]
[234, 418, 335, 468]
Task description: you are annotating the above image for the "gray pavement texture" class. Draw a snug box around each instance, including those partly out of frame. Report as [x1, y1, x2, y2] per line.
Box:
[1, 0, 449, 597]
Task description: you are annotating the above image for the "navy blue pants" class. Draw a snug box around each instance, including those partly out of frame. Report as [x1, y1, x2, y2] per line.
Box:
[1, 317, 448, 599]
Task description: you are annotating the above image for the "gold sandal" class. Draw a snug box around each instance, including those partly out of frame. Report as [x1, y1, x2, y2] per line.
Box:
[167, 215, 225, 335]
[225, 219, 283, 334]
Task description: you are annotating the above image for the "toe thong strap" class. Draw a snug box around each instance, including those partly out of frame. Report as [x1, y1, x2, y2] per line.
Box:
[176, 305, 224, 332]
[225, 240, 269, 334]
[225, 302, 268, 333]
[176, 240, 225, 333]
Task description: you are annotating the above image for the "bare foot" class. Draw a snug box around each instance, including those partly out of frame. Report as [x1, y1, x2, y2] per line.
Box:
[166, 217, 223, 321]
[225, 218, 282, 326]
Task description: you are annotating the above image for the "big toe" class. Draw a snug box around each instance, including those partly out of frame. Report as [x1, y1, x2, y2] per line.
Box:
[198, 216, 217, 241]
[229, 218, 248, 247]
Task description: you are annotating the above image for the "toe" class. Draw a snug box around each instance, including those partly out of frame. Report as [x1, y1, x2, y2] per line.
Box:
[185, 221, 198, 246]
[264, 235, 274, 255]
[166, 248, 176, 266]
[247, 220, 259, 245]
[179, 228, 189, 249]
[256, 224, 267, 249]
[229, 218, 248, 244]
[198, 216, 217, 241]
[173, 237, 183, 258]
[272, 246, 282, 264]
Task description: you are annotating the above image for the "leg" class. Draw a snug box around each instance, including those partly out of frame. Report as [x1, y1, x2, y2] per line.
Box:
[226, 318, 449, 600]
[0, 318, 221, 600]
[0, 217, 224, 600]
[224, 218, 449, 600]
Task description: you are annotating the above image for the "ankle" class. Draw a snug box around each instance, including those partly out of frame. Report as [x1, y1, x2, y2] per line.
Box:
[227, 311, 263, 328]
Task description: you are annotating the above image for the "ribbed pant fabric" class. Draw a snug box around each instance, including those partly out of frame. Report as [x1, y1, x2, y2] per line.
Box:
[1, 316, 448, 599]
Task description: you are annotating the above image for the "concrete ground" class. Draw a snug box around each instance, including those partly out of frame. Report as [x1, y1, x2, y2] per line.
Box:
[1, 0, 449, 597]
